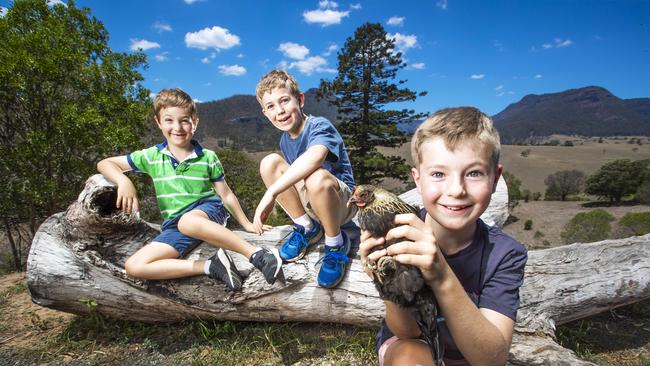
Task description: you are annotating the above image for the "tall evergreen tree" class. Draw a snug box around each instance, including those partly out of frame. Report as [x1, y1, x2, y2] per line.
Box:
[318, 23, 427, 184]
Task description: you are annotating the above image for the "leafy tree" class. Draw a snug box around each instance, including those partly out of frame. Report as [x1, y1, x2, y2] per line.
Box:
[561, 209, 615, 244]
[585, 159, 647, 202]
[0, 0, 150, 269]
[544, 170, 586, 201]
[615, 212, 650, 238]
[318, 22, 427, 184]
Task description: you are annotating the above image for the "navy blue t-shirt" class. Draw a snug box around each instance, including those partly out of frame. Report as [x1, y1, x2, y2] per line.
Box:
[279, 115, 355, 190]
[376, 216, 528, 364]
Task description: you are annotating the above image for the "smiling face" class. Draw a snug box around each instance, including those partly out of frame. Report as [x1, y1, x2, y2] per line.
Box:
[412, 137, 502, 240]
[155, 106, 196, 150]
[261, 87, 306, 138]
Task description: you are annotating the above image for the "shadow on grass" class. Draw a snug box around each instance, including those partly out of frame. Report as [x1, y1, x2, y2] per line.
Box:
[557, 299, 650, 363]
[581, 200, 644, 208]
[58, 317, 377, 365]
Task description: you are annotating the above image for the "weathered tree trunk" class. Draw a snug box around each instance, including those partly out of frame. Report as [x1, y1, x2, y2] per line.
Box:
[27, 175, 650, 365]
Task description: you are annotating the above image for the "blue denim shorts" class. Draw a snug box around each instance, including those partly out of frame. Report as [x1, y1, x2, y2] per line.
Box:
[152, 197, 229, 257]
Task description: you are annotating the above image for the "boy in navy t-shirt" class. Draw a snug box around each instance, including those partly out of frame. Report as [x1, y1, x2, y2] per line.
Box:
[254, 70, 357, 288]
[360, 107, 527, 365]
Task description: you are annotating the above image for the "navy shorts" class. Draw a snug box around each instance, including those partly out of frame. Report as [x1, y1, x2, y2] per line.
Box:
[152, 197, 229, 257]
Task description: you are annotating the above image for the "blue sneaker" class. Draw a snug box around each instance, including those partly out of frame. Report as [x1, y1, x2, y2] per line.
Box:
[279, 221, 323, 262]
[316, 231, 351, 288]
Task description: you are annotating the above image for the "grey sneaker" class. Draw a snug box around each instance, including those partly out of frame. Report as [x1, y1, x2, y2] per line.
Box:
[208, 248, 243, 291]
[250, 247, 283, 284]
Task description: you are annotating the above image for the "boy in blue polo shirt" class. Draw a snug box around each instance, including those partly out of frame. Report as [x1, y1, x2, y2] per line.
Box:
[253, 70, 357, 288]
[97, 88, 282, 290]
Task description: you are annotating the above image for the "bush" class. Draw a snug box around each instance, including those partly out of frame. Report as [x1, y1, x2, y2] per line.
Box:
[502, 171, 522, 207]
[524, 219, 533, 230]
[637, 178, 650, 204]
[532, 192, 542, 201]
[560, 209, 615, 244]
[533, 230, 545, 239]
[616, 212, 650, 237]
[522, 189, 531, 203]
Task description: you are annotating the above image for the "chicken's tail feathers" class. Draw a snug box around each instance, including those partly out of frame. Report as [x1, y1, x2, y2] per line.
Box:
[413, 292, 444, 366]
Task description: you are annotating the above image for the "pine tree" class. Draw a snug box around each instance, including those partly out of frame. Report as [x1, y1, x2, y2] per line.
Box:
[318, 23, 427, 184]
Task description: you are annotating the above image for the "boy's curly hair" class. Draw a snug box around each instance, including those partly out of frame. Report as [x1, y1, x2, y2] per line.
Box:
[153, 88, 198, 122]
[255, 70, 301, 106]
[411, 107, 501, 169]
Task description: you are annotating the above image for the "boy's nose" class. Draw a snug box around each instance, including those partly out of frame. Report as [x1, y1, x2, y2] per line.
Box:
[446, 177, 466, 197]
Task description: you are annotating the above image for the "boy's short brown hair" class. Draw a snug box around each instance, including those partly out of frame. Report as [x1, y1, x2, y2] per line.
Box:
[411, 106, 501, 169]
[153, 88, 198, 122]
[255, 70, 302, 105]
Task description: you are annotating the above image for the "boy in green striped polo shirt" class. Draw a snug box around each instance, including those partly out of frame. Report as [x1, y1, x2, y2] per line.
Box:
[97, 88, 282, 291]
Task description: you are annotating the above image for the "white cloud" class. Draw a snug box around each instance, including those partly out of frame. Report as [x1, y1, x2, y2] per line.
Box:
[201, 57, 210, 64]
[323, 43, 338, 56]
[149, 92, 157, 99]
[0, 7, 7, 17]
[303, 9, 350, 26]
[153, 21, 172, 33]
[278, 42, 310, 60]
[237, 53, 244, 58]
[387, 16, 405, 26]
[535, 74, 543, 79]
[542, 38, 574, 49]
[154, 52, 169, 62]
[350, 3, 362, 9]
[288, 56, 335, 76]
[130, 39, 161, 51]
[388, 33, 418, 53]
[47, 0, 67, 7]
[436, 0, 448, 10]
[470, 74, 485, 80]
[183, 0, 202, 4]
[319, 0, 338, 8]
[185, 26, 241, 50]
[409, 62, 425, 70]
[193, 98, 202, 103]
[495, 85, 503, 91]
[218, 64, 246, 76]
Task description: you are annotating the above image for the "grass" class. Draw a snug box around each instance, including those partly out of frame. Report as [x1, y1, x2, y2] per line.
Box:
[3, 316, 378, 365]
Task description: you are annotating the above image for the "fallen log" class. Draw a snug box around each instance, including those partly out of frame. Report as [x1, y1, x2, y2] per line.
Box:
[27, 175, 650, 365]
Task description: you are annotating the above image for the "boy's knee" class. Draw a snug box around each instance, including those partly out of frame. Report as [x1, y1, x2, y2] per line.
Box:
[124, 256, 143, 278]
[305, 169, 337, 193]
[259, 153, 284, 176]
[177, 214, 195, 236]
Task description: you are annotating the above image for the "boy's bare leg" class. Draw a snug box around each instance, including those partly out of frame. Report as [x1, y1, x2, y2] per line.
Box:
[259, 153, 306, 219]
[384, 340, 433, 366]
[178, 210, 257, 258]
[304, 169, 342, 237]
[124, 243, 205, 279]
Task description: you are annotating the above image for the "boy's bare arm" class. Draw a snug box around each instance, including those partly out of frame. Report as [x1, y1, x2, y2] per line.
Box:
[253, 145, 328, 229]
[385, 215, 513, 365]
[213, 180, 262, 234]
[97, 156, 139, 214]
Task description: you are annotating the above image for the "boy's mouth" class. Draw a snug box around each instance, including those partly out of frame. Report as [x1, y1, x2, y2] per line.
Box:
[440, 204, 471, 212]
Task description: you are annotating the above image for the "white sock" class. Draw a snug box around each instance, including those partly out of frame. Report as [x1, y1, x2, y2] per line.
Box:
[325, 232, 344, 248]
[203, 260, 211, 275]
[293, 214, 313, 232]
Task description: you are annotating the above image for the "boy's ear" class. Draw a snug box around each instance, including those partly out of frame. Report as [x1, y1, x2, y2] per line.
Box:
[298, 93, 305, 108]
[411, 167, 422, 195]
[492, 164, 503, 194]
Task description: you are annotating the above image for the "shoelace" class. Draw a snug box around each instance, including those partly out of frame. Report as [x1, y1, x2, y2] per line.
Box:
[281, 227, 307, 249]
[315, 251, 350, 267]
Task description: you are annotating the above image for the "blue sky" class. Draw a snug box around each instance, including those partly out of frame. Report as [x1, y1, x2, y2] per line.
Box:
[2, 0, 649, 115]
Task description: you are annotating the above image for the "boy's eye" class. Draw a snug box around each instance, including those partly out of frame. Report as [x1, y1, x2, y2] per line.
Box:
[467, 170, 484, 178]
[266, 105, 274, 111]
[431, 172, 444, 179]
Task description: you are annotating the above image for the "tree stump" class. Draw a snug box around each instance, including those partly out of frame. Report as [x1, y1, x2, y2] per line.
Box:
[27, 175, 650, 365]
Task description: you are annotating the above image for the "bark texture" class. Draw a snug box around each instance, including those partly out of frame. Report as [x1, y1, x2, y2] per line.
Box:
[27, 175, 650, 365]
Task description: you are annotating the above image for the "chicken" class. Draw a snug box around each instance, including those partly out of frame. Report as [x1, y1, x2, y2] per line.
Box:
[349, 185, 443, 366]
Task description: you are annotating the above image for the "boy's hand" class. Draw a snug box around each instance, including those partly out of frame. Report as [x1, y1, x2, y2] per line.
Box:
[253, 190, 275, 233]
[242, 221, 272, 235]
[116, 179, 139, 216]
[383, 213, 446, 286]
[358, 230, 388, 279]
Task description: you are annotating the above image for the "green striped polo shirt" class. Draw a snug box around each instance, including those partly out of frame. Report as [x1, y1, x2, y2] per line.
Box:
[127, 141, 224, 220]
